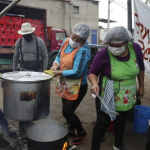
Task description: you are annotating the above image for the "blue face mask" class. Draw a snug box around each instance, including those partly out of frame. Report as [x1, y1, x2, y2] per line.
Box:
[69, 38, 81, 48]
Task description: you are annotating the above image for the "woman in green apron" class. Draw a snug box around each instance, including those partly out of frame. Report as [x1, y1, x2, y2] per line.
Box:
[88, 26, 145, 150]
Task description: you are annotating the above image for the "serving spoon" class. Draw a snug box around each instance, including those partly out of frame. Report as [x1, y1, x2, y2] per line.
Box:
[92, 94, 119, 115]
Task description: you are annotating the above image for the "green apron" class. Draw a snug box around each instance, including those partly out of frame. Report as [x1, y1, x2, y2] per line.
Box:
[101, 42, 140, 111]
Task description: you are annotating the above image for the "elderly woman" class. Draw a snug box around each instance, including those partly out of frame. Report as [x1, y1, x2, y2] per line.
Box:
[88, 26, 145, 150]
[50, 23, 91, 145]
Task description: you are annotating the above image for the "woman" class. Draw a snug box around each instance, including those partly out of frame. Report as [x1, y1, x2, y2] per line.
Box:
[88, 26, 145, 150]
[50, 23, 91, 145]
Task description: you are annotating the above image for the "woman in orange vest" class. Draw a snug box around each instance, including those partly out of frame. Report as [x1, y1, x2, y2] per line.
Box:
[50, 23, 91, 145]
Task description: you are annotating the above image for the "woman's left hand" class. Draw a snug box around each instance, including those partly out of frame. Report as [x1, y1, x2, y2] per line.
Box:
[53, 70, 63, 77]
[138, 87, 144, 99]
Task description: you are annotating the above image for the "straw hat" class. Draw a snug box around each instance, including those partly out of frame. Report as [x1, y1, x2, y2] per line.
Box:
[18, 22, 36, 35]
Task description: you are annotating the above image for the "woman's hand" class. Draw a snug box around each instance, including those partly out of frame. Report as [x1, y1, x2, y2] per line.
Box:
[138, 87, 144, 99]
[90, 83, 100, 96]
[50, 62, 59, 71]
[53, 70, 63, 77]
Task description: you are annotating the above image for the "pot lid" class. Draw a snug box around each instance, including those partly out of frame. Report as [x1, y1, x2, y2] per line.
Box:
[1, 71, 52, 82]
[26, 121, 68, 142]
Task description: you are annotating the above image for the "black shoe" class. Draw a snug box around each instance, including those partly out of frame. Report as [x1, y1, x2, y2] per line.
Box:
[68, 131, 76, 138]
[72, 130, 87, 145]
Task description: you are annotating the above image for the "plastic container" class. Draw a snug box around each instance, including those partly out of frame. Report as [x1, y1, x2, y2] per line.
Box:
[107, 121, 114, 132]
[7, 39, 13, 46]
[15, 17, 22, 24]
[1, 38, 7, 46]
[133, 105, 150, 134]
[0, 23, 6, 31]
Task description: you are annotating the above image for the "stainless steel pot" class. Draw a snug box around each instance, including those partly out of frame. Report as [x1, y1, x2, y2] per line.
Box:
[26, 121, 69, 150]
[0, 71, 52, 121]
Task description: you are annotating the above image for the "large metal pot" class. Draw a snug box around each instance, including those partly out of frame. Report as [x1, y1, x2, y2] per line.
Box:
[0, 71, 52, 121]
[26, 121, 69, 150]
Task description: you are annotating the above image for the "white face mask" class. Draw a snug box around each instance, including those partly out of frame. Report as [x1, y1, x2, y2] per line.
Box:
[69, 38, 81, 48]
[108, 45, 126, 56]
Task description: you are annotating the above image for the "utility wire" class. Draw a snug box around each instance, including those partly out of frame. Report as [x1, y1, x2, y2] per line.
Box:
[116, 0, 127, 7]
[112, 0, 134, 14]
[111, 0, 127, 10]
[116, 0, 134, 12]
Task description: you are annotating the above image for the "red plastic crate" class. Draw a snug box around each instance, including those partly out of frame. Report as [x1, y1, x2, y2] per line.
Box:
[13, 38, 17, 46]
[15, 17, 22, 24]
[7, 38, 13, 46]
[37, 26, 44, 32]
[6, 16, 15, 24]
[16, 34, 22, 40]
[0, 23, 6, 31]
[7, 31, 15, 39]
[0, 38, 7, 46]
[23, 18, 30, 23]
[6, 24, 12, 31]
[30, 19, 38, 26]
[38, 20, 44, 27]
[0, 16, 7, 23]
[1, 31, 7, 38]
[39, 32, 44, 39]
[34, 31, 39, 37]
[16, 24, 21, 31]
[12, 24, 16, 31]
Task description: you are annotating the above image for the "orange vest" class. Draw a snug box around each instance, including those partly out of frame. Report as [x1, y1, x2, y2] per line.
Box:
[55, 37, 84, 100]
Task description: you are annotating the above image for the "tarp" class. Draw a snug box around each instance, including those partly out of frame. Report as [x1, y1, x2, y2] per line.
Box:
[134, 0, 150, 76]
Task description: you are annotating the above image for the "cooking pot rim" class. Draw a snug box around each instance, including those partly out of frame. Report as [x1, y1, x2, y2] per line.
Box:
[1, 71, 52, 82]
[26, 121, 68, 142]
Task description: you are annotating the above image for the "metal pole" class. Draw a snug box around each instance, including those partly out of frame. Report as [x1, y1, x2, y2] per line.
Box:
[107, 0, 110, 31]
[127, 0, 132, 34]
[145, 0, 148, 4]
[70, 1, 73, 35]
[0, 0, 21, 18]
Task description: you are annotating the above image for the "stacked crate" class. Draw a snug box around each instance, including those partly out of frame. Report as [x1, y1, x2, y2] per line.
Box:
[0, 16, 22, 46]
[0, 16, 44, 46]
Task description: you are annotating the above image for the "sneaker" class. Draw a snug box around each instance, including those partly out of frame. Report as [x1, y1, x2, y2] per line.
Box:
[72, 130, 87, 145]
[113, 145, 128, 150]
[68, 131, 76, 138]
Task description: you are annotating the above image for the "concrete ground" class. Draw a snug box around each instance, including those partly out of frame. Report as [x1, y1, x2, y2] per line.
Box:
[0, 66, 150, 150]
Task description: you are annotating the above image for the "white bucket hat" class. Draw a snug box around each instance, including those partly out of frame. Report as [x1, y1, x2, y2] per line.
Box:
[18, 22, 36, 35]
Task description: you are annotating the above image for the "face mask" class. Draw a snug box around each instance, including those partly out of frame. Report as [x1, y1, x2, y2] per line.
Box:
[69, 38, 81, 48]
[23, 34, 32, 42]
[108, 45, 126, 56]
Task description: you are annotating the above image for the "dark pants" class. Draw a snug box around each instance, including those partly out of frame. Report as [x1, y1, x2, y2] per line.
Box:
[91, 98, 128, 150]
[62, 84, 87, 133]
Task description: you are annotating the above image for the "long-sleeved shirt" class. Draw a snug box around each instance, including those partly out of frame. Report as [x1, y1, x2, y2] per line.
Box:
[88, 42, 145, 93]
[13, 37, 48, 71]
[55, 39, 91, 85]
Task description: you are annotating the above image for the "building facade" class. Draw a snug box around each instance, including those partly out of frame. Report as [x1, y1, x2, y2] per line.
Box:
[18, 0, 99, 44]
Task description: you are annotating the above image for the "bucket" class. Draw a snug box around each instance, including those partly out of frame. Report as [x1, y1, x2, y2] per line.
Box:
[107, 121, 114, 132]
[133, 105, 150, 134]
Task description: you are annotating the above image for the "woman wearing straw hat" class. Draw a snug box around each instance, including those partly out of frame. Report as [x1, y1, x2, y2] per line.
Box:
[13, 22, 48, 71]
